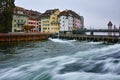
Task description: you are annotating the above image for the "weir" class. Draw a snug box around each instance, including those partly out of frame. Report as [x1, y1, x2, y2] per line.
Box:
[51, 29, 120, 43]
[57, 34, 119, 43]
[52, 29, 120, 43]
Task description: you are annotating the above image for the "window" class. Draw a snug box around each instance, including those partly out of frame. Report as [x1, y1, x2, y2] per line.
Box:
[52, 17, 55, 19]
[43, 24, 49, 26]
[18, 25, 20, 28]
[43, 28, 47, 30]
[14, 29, 16, 32]
[21, 20, 23, 22]
[18, 20, 20, 22]
[14, 24, 16, 27]
[47, 17, 50, 19]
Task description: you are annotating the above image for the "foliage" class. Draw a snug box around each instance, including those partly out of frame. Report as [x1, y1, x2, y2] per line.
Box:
[23, 25, 34, 32]
[0, 0, 15, 33]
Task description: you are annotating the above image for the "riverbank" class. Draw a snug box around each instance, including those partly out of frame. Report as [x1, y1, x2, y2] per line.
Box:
[0, 33, 53, 43]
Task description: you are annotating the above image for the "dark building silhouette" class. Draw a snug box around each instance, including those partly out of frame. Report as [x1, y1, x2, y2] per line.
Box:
[107, 21, 113, 36]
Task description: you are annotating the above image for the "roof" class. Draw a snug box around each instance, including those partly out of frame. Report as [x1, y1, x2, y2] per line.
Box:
[108, 21, 113, 26]
[59, 10, 81, 19]
[68, 10, 81, 19]
[24, 9, 41, 19]
[58, 10, 71, 17]
[14, 6, 24, 11]
[41, 9, 59, 17]
[13, 13, 28, 17]
[14, 6, 41, 20]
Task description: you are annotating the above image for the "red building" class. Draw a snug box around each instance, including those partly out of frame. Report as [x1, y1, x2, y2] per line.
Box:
[28, 18, 39, 32]
[24, 9, 41, 32]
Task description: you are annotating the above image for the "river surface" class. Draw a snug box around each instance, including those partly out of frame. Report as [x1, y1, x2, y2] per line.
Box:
[0, 38, 120, 80]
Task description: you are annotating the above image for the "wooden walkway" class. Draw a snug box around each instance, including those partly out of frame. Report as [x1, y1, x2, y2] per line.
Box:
[58, 34, 120, 43]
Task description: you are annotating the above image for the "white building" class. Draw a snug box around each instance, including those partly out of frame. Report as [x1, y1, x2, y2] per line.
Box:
[58, 11, 73, 32]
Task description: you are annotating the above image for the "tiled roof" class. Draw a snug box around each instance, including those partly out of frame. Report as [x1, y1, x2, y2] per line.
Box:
[108, 21, 113, 26]
[68, 10, 81, 19]
[14, 6, 41, 20]
[59, 10, 81, 19]
[59, 10, 70, 16]
[41, 9, 59, 17]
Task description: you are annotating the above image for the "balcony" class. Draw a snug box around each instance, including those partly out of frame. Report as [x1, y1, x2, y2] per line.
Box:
[51, 21, 59, 25]
[17, 21, 25, 25]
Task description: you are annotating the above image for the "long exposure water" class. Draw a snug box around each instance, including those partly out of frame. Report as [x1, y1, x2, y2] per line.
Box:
[0, 38, 120, 80]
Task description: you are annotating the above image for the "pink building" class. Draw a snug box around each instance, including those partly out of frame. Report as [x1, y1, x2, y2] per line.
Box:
[68, 10, 84, 30]
[73, 17, 81, 29]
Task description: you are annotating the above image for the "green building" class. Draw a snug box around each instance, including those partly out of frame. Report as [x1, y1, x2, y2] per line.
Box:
[12, 6, 28, 32]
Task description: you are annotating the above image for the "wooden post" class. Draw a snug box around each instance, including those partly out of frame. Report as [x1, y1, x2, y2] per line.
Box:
[119, 26, 120, 37]
[113, 25, 116, 36]
[90, 31, 94, 36]
[9, 34, 11, 44]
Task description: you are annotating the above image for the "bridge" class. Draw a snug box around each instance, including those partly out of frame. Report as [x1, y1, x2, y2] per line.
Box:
[53, 29, 120, 43]
[74, 29, 120, 32]
[72, 29, 120, 36]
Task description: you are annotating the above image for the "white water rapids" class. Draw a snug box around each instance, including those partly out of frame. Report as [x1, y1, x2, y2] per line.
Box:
[0, 38, 120, 80]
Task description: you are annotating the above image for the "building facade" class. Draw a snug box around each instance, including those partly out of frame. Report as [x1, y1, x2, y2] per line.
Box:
[41, 9, 60, 33]
[59, 10, 84, 32]
[28, 18, 39, 32]
[58, 10, 73, 32]
[80, 16, 84, 29]
[12, 6, 84, 33]
[68, 10, 82, 30]
[12, 6, 41, 33]
[73, 17, 81, 30]
[12, 14, 28, 32]
[24, 9, 41, 32]
[12, 6, 28, 32]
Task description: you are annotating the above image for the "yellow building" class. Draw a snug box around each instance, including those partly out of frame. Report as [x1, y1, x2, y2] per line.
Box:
[41, 9, 60, 33]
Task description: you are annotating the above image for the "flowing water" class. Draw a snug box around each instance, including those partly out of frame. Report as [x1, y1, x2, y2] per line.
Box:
[0, 38, 120, 80]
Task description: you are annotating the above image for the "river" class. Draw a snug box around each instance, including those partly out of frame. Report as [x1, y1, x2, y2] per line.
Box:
[0, 38, 120, 80]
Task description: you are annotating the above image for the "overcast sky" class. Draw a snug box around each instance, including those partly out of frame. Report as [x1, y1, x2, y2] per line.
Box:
[15, 0, 120, 29]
